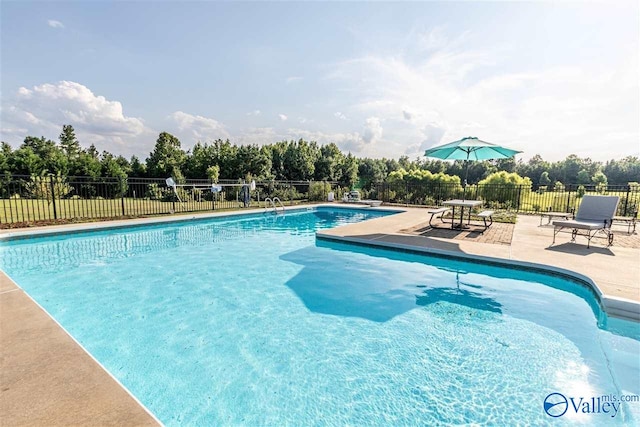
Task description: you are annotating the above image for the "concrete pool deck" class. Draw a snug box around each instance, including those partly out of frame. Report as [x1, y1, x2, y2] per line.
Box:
[1, 204, 638, 425]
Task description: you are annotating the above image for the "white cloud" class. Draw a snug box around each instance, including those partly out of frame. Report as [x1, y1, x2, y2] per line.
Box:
[1, 81, 149, 156]
[278, 114, 288, 121]
[246, 110, 261, 116]
[47, 20, 64, 29]
[234, 127, 279, 146]
[419, 122, 447, 151]
[168, 111, 229, 143]
[285, 128, 363, 153]
[362, 117, 382, 144]
[327, 35, 639, 161]
[286, 76, 303, 84]
[334, 112, 347, 120]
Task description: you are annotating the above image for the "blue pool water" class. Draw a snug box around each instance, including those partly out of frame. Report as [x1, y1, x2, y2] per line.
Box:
[1, 207, 639, 425]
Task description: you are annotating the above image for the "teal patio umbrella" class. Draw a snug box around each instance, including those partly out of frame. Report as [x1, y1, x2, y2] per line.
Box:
[424, 136, 522, 189]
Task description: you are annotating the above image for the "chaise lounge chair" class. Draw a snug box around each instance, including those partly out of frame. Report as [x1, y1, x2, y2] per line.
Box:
[551, 195, 620, 248]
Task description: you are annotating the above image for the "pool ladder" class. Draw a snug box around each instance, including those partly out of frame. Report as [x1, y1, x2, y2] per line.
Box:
[264, 197, 285, 214]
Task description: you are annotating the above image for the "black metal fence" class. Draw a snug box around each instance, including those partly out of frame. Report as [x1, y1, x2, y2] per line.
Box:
[2, 174, 638, 226]
[368, 182, 639, 217]
[0, 175, 341, 225]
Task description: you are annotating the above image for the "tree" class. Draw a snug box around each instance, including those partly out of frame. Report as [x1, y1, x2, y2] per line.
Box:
[206, 165, 220, 182]
[59, 125, 81, 158]
[0, 142, 11, 173]
[86, 144, 100, 159]
[129, 156, 147, 177]
[282, 139, 318, 181]
[21, 135, 68, 175]
[603, 156, 640, 185]
[73, 151, 102, 178]
[339, 153, 358, 187]
[101, 152, 128, 196]
[211, 139, 240, 179]
[315, 143, 345, 182]
[237, 144, 271, 179]
[146, 132, 186, 178]
[576, 169, 591, 185]
[495, 157, 516, 173]
[592, 171, 608, 193]
[7, 147, 42, 176]
[358, 158, 387, 189]
[539, 171, 551, 186]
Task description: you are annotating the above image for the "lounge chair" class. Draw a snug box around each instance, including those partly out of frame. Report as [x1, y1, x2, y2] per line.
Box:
[342, 190, 361, 203]
[551, 195, 619, 248]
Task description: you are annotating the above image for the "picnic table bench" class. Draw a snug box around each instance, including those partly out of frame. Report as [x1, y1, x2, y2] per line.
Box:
[539, 211, 572, 226]
[427, 207, 451, 228]
[613, 213, 637, 234]
[477, 210, 494, 232]
[427, 207, 494, 233]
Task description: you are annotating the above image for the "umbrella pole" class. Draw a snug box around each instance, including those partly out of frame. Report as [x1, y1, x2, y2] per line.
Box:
[462, 159, 469, 201]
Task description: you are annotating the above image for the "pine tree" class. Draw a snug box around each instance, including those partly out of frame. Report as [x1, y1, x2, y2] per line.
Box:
[59, 125, 81, 158]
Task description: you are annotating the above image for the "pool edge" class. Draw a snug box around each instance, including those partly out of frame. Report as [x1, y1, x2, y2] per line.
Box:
[0, 203, 402, 242]
[0, 270, 164, 426]
[315, 232, 640, 323]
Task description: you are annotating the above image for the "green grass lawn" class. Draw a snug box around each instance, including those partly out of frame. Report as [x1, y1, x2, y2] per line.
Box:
[2, 190, 636, 227]
[0, 197, 272, 225]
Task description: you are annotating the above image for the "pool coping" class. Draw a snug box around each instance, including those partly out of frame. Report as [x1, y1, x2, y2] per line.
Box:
[315, 233, 639, 322]
[0, 204, 402, 241]
[0, 270, 162, 426]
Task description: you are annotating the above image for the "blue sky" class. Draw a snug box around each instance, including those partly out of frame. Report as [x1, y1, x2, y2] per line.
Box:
[1, 0, 638, 162]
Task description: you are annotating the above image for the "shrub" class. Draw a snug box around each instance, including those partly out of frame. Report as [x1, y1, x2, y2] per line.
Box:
[478, 171, 531, 207]
[146, 183, 163, 200]
[386, 168, 463, 205]
[308, 181, 332, 201]
[25, 174, 73, 200]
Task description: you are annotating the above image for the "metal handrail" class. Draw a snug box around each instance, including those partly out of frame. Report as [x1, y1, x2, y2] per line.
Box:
[264, 197, 285, 214]
[272, 197, 285, 213]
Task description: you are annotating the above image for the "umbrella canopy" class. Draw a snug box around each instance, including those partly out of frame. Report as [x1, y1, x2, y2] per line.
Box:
[424, 136, 521, 161]
[424, 136, 522, 189]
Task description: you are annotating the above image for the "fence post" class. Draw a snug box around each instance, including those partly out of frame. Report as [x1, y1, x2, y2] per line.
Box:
[565, 186, 572, 213]
[49, 175, 58, 220]
[121, 194, 126, 216]
[405, 182, 409, 206]
[516, 185, 522, 212]
[624, 184, 630, 216]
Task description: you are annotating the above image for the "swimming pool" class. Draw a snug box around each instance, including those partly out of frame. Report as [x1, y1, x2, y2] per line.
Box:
[1, 207, 638, 425]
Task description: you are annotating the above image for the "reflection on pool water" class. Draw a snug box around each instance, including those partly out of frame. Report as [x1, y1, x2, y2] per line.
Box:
[1, 207, 638, 425]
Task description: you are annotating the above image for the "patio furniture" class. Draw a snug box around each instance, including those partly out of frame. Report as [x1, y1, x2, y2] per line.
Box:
[613, 211, 637, 234]
[343, 190, 361, 203]
[443, 199, 483, 229]
[427, 207, 452, 228]
[477, 210, 494, 233]
[539, 211, 573, 226]
[551, 195, 620, 248]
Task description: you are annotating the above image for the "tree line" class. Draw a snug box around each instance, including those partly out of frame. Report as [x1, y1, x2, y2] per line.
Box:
[1, 125, 639, 189]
